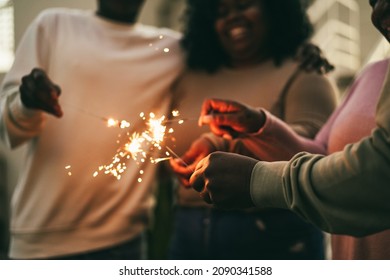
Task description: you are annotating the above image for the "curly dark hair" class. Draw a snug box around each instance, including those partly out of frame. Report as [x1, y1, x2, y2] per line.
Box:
[181, 0, 314, 73]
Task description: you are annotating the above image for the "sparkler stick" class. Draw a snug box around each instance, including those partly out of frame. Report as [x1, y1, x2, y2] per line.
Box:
[165, 145, 189, 168]
[162, 117, 199, 125]
[62, 101, 108, 122]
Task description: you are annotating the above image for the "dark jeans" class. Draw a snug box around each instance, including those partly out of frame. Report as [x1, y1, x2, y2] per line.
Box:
[169, 207, 324, 260]
[52, 235, 144, 260]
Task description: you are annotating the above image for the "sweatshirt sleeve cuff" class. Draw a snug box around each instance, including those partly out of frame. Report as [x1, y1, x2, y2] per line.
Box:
[250, 161, 289, 209]
[10, 94, 42, 118]
[6, 92, 45, 131]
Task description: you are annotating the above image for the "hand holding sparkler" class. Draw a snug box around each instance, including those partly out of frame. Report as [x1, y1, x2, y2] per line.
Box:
[20, 68, 63, 117]
[190, 151, 257, 208]
[198, 98, 266, 139]
[170, 136, 217, 188]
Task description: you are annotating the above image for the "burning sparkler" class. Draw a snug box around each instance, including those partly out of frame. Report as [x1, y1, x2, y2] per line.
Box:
[92, 110, 189, 181]
[63, 98, 196, 181]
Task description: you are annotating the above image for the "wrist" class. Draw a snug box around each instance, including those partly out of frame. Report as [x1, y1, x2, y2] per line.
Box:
[248, 108, 266, 133]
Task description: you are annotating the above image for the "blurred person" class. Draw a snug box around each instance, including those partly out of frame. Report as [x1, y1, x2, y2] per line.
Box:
[189, 0, 390, 260]
[0, 0, 183, 259]
[168, 0, 337, 260]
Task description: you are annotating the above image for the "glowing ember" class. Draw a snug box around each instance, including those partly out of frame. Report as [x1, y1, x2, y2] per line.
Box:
[106, 118, 131, 129]
[120, 120, 130, 129]
[91, 110, 191, 181]
[153, 157, 171, 164]
[107, 118, 118, 127]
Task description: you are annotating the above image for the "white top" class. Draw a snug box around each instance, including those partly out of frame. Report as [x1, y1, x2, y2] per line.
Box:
[0, 8, 183, 259]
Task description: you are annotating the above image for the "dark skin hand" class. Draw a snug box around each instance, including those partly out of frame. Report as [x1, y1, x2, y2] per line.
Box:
[20, 68, 63, 118]
[198, 98, 266, 139]
[170, 136, 217, 188]
[190, 151, 257, 209]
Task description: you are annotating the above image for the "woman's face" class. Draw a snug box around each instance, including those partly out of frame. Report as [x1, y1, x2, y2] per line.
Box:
[214, 0, 269, 67]
[370, 0, 390, 42]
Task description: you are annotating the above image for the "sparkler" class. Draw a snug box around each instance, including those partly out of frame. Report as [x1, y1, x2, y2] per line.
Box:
[63, 101, 195, 180]
[90, 110, 192, 181]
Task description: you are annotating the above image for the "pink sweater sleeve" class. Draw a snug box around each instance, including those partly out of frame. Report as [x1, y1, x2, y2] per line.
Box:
[230, 77, 362, 162]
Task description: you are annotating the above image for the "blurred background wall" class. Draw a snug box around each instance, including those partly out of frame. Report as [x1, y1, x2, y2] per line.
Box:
[1, 0, 389, 259]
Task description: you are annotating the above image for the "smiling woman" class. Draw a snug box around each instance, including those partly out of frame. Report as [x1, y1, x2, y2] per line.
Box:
[184, 0, 390, 261]
[181, 0, 313, 72]
[168, 0, 337, 260]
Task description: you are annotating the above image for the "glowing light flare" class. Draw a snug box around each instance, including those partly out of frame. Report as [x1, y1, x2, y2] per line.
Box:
[152, 157, 171, 164]
[107, 118, 118, 127]
[106, 118, 131, 129]
[93, 110, 190, 182]
[125, 133, 145, 160]
[65, 165, 72, 176]
[120, 121, 130, 129]
[147, 115, 166, 144]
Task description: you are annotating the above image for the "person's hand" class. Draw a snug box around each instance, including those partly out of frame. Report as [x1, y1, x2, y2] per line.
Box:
[169, 136, 216, 188]
[20, 68, 63, 117]
[198, 98, 266, 139]
[295, 42, 335, 74]
[190, 151, 258, 209]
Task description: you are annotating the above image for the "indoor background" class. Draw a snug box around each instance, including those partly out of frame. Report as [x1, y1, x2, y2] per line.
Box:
[1, 0, 389, 260]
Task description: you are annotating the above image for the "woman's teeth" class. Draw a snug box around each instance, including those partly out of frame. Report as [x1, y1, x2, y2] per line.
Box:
[230, 27, 247, 39]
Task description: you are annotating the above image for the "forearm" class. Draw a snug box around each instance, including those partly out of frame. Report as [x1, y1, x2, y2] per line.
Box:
[0, 14, 50, 148]
[202, 132, 230, 152]
[251, 123, 390, 237]
[0, 86, 45, 148]
[231, 110, 327, 161]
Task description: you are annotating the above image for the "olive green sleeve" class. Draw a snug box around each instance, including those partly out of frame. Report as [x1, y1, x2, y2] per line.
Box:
[250, 76, 390, 237]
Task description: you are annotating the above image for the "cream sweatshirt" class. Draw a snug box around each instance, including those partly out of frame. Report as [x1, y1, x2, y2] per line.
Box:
[0, 8, 183, 259]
